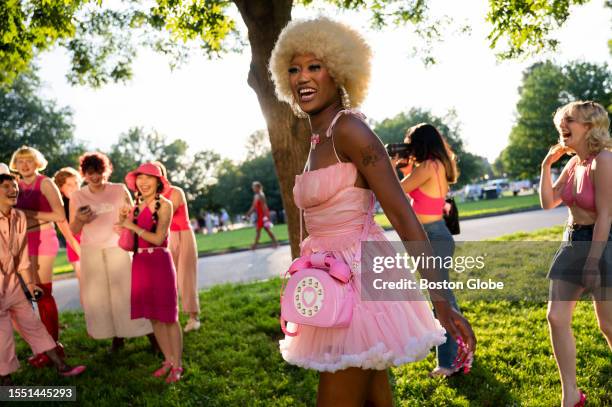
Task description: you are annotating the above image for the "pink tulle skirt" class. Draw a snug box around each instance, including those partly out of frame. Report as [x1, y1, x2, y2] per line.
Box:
[280, 226, 446, 372]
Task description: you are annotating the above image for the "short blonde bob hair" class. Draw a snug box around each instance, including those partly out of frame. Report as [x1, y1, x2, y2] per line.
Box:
[554, 101, 612, 155]
[9, 146, 48, 172]
[269, 16, 372, 114]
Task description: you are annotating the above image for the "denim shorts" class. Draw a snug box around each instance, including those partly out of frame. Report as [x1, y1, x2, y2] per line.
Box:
[547, 224, 612, 287]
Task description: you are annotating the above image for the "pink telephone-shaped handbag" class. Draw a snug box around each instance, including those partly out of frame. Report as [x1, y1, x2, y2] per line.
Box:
[280, 252, 355, 336]
[280, 192, 375, 336]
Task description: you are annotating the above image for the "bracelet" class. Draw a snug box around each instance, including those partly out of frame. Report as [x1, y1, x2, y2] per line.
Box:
[137, 228, 145, 237]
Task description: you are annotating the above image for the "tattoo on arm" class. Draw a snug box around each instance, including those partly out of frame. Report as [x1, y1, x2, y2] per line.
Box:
[361, 144, 382, 168]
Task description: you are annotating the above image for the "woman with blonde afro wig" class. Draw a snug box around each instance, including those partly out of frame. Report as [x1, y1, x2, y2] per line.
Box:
[270, 16, 476, 406]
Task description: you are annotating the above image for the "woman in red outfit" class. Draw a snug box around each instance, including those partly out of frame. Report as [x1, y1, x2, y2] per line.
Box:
[245, 181, 278, 250]
[9, 146, 64, 344]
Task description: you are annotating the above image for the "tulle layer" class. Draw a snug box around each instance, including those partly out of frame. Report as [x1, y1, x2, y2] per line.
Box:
[285, 161, 446, 372]
[282, 229, 446, 372]
[280, 301, 446, 372]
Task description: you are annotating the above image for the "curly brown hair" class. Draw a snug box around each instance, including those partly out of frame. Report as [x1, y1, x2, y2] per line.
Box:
[79, 152, 113, 179]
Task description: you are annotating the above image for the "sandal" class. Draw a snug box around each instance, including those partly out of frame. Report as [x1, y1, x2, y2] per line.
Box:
[574, 390, 586, 407]
[184, 318, 201, 333]
[165, 366, 184, 383]
[58, 364, 86, 377]
[428, 366, 460, 378]
[153, 361, 173, 378]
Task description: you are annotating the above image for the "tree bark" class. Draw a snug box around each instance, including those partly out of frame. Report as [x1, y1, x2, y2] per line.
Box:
[234, 0, 310, 258]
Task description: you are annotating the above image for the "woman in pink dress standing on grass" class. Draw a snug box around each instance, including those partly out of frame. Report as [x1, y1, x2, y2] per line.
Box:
[269, 17, 476, 406]
[117, 163, 183, 383]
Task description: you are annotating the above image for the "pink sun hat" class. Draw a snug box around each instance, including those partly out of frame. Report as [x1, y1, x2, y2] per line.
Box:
[125, 162, 171, 193]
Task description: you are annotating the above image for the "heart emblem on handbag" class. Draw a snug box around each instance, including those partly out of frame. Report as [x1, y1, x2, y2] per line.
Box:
[302, 287, 316, 307]
[293, 276, 324, 318]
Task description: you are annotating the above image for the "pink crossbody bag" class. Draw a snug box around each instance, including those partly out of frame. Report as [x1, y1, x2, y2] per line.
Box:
[280, 192, 375, 337]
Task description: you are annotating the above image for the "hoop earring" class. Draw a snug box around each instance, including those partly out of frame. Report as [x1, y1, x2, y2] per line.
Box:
[291, 101, 309, 119]
[340, 86, 351, 110]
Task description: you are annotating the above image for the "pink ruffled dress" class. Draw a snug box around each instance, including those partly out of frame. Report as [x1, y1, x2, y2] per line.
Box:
[279, 110, 446, 372]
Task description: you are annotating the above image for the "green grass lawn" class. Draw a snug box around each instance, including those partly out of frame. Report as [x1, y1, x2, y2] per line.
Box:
[14, 226, 611, 405]
[194, 226, 289, 254]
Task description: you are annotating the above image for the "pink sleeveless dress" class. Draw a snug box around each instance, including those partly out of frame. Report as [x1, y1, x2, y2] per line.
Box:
[131, 207, 178, 323]
[279, 110, 446, 372]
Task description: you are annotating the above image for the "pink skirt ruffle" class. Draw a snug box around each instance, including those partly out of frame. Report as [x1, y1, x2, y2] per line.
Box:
[280, 229, 446, 372]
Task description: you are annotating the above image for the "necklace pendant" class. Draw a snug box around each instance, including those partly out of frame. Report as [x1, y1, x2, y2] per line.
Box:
[310, 133, 320, 151]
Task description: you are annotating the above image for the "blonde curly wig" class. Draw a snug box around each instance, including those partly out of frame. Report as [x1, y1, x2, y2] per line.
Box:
[269, 16, 372, 114]
[554, 101, 612, 155]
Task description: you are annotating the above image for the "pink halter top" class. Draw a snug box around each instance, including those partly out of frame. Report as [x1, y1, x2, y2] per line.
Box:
[561, 156, 596, 212]
[407, 160, 446, 215]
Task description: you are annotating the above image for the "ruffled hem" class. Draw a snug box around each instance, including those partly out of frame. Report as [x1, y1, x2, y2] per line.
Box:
[279, 329, 446, 372]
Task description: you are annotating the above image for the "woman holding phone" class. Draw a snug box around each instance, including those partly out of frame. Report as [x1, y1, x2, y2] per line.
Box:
[70, 152, 153, 352]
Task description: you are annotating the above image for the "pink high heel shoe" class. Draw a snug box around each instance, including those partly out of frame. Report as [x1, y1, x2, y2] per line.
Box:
[165, 366, 184, 383]
[574, 390, 586, 407]
[153, 361, 172, 378]
[58, 365, 86, 377]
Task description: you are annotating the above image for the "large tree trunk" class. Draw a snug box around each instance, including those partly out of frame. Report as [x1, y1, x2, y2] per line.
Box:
[234, 0, 309, 258]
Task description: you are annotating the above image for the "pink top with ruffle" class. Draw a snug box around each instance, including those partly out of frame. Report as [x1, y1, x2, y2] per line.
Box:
[280, 110, 446, 372]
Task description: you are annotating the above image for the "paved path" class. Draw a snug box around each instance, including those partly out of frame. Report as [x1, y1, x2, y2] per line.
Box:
[54, 207, 567, 312]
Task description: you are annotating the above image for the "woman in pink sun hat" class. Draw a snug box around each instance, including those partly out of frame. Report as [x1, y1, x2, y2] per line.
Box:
[118, 162, 183, 383]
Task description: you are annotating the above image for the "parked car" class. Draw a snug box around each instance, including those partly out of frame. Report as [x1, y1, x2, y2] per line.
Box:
[510, 179, 532, 196]
[463, 184, 483, 201]
[481, 185, 501, 199]
[487, 178, 510, 191]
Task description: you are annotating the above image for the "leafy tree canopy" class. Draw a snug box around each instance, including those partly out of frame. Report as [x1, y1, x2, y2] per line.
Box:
[2, 0, 609, 88]
[0, 69, 84, 175]
[500, 60, 612, 179]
